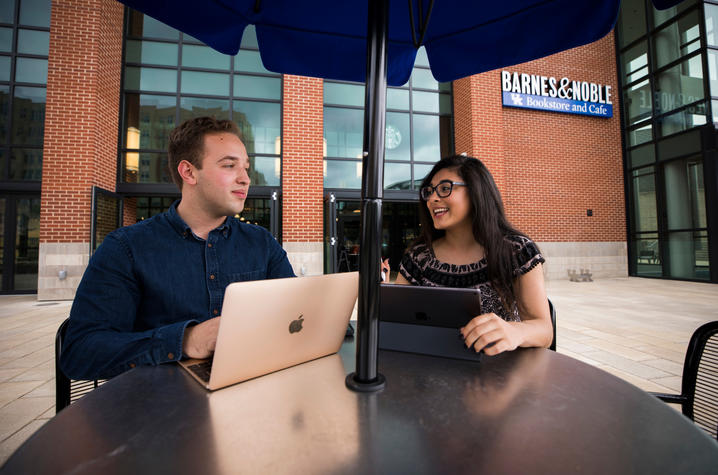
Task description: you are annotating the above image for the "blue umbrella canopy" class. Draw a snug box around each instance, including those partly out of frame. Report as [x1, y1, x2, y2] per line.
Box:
[122, 0, 628, 86]
[118, 0, 686, 390]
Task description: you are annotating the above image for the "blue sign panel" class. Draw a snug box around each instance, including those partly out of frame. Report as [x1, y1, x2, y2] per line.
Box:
[501, 91, 612, 118]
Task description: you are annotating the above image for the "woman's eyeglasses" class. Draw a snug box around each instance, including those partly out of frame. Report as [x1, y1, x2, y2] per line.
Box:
[420, 180, 466, 200]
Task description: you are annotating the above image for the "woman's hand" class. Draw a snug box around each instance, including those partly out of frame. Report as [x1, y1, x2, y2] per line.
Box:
[460, 313, 523, 356]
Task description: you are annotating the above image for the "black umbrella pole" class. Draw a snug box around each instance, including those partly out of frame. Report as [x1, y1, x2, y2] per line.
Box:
[346, 0, 388, 393]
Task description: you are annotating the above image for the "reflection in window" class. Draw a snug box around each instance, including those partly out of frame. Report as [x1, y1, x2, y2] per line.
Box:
[654, 57, 704, 115]
[13, 197, 40, 291]
[324, 107, 363, 159]
[19, 0, 50, 28]
[12, 86, 45, 147]
[324, 160, 362, 189]
[123, 93, 176, 150]
[233, 101, 281, 155]
[385, 112, 409, 161]
[652, 10, 700, 69]
[15, 58, 47, 84]
[631, 167, 657, 233]
[384, 162, 411, 190]
[656, 102, 706, 137]
[10, 148, 42, 181]
[17, 29, 49, 56]
[180, 97, 230, 122]
[121, 15, 282, 186]
[617, 0, 646, 47]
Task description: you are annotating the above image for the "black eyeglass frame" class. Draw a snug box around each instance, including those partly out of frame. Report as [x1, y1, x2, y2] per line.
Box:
[420, 180, 467, 200]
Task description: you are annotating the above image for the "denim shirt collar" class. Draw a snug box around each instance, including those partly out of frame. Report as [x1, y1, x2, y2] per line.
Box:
[167, 200, 232, 240]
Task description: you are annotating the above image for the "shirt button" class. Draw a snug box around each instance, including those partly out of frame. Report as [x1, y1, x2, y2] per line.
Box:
[168, 352, 175, 360]
[209, 274, 215, 280]
[213, 309, 219, 315]
[129, 363, 136, 368]
[207, 243, 213, 248]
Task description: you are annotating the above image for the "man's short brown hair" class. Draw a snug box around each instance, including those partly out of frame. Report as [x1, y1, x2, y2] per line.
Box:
[167, 116, 242, 189]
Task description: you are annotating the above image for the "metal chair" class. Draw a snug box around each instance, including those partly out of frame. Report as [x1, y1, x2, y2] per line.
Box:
[649, 320, 718, 440]
[548, 298, 557, 351]
[55, 318, 107, 413]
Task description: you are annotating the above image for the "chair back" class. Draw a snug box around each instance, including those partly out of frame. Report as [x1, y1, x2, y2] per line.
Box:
[682, 320, 718, 439]
[55, 318, 107, 413]
[55, 318, 72, 412]
[548, 298, 557, 351]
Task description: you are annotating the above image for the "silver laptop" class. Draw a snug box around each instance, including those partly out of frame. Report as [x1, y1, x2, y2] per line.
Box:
[179, 271, 358, 390]
[379, 283, 484, 361]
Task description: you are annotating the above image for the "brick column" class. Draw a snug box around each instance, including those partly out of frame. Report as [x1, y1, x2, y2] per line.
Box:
[281, 75, 324, 275]
[453, 72, 506, 191]
[38, 0, 124, 300]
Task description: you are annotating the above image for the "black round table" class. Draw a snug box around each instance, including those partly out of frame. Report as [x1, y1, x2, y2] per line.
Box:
[2, 340, 717, 474]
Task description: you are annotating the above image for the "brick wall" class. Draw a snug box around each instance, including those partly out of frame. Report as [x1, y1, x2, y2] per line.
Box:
[40, 0, 124, 243]
[454, 33, 624, 244]
[281, 75, 324, 242]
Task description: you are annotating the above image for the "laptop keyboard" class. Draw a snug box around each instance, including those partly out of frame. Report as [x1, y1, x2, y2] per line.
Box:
[188, 360, 213, 383]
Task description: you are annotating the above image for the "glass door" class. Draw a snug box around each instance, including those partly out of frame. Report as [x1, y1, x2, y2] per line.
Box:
[0, 195, 41, 293]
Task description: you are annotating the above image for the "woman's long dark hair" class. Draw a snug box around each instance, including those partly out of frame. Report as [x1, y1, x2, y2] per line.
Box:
[416, 155, 528, 311]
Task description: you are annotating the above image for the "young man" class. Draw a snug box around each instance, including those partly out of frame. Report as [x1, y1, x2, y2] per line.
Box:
[61, 117, 295, 380]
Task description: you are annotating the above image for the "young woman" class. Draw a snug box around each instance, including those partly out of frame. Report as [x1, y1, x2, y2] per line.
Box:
[393, 155, 553, 355]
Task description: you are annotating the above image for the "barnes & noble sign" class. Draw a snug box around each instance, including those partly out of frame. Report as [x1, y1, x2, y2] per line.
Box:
[501, 71, 613, 118]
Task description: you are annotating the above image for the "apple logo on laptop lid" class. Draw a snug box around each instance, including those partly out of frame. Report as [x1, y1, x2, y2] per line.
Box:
[289, 315, 304, 334]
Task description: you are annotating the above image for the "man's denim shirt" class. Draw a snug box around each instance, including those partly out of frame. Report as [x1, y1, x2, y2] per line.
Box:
[61, 201, 295, 380]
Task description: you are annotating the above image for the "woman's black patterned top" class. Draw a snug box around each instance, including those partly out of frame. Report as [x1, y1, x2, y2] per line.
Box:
[398, 235, 545, 322]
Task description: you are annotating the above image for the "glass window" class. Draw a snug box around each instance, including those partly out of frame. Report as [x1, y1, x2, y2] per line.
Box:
[9, 148, 42, 180]
[181, 71, 229, 95]
[707, 3, 718, 47]
[617, 0, 646, 47]
[633, 233, 662, 277]
[384, 162, 411, 190]
[324, 107, 363, 158]
[233, 100, 281, 155]
[412, 90, 439, 113]
[631, 167, 658, 232]
[652, 10, 700, 69]
[179, 97, 230, 122]
[654, 57, 704, 115]
[249, 156, 280, 186]
[124, 151, 170, 184]
[412, 114, 441, 162]
[123, 93, 176, 150]
[413, 163, 434, 185]
[652, 0, 697, 28]
[385, 112, 410, 161]
[0, 56, 10, 81]
[19, 0, 50, 28]
[233, 75, 280, 99]
[628, 143, 655, 168]
[234, 50, 270, 74]
[0, 84, 9, 142]
[621, 41, 649, 84]
[656, 102, 707, 138]
[15, 57, 47, 83]
[324, 82, 364, 107]
[664, 156, 705, 230]
[324, 160, 361, 188]
[127, 11, 179, 40]
[387, 88, 409, 110]
[125, 40, 178, 66]
[666, 230, 709, 279]
[412, 69, 438, 90]
[14, 197, 40, 290]
[627, 122, 653, 147]
[12, 86, 45, 146]
[708, 50, 718, 97]
[182, 44, 230, 70]
[414, 47, 429, 67]
[240, 25, 259, 49]
[125, 66, 177, 93]
[17, 29, 49, 56]
[0, 0, 14, 23]
[0, 27, 12, 52]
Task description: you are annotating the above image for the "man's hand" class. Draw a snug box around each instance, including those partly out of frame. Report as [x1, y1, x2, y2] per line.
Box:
[182, 317, 221, 359]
